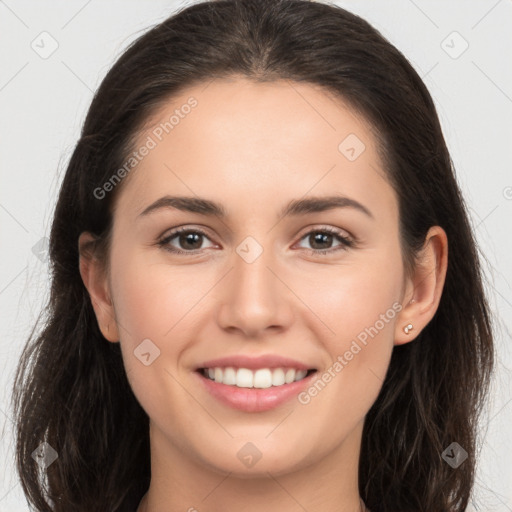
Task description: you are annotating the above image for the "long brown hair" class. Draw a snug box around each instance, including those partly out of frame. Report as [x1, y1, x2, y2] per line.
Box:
[12, 0, 495, 510]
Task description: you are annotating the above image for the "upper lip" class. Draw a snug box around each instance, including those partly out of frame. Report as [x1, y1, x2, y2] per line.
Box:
[196, 354, 316, 371]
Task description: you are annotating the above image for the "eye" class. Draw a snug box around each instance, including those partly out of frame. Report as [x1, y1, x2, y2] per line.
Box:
[158, 227, 216, 255]
[295, 227, 354, 256]
[157, 225, 355, 257]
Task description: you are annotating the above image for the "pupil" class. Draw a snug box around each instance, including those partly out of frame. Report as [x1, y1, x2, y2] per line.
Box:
[310, 232, 332, 250]
[181, 232, 202, 250]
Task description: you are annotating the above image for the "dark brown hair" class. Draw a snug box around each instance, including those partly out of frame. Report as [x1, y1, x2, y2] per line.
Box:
[12, 0, 495, 510]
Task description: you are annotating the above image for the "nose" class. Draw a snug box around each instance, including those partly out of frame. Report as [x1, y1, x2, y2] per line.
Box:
[215, 244, 294, 339]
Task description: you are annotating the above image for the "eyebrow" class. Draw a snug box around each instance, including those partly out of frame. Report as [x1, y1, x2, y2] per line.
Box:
[138, 194, 374, 220]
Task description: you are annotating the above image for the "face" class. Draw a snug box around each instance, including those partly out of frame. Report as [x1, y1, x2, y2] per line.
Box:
[96, 77, 408, 477]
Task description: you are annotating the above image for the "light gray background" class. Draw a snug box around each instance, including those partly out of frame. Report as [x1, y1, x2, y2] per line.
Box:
[1, 1, 511, 510]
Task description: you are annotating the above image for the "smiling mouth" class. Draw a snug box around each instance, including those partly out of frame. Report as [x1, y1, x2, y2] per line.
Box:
[196, 367, 317, 389]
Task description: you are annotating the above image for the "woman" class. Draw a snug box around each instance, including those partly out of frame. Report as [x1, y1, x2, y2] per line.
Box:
[12, 0, 495, 510]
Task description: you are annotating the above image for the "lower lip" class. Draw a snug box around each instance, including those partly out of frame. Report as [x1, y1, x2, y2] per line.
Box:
[194, 370, 317, 412]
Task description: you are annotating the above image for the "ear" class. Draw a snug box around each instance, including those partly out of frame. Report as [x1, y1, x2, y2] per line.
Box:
[78, 232, 119, 343]
[394, 226, 448, 345]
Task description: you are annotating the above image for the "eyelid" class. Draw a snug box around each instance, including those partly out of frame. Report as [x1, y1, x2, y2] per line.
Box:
[295, 224, 352, 241]
[159, 224, 212, 240]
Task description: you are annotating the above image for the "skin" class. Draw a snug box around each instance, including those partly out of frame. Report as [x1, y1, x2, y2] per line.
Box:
[79, 77, 448, 512]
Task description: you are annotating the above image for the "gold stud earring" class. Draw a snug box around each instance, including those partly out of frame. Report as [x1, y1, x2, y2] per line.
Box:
[403, 323, 413, 334]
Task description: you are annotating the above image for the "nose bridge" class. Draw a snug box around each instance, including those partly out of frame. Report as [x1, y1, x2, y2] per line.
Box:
[232, 235, 279, 313]
[216, 234, 293, 335]
[235, 239, 275, 301]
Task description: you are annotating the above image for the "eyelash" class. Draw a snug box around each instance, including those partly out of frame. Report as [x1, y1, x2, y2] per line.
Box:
[157, 226, 355, 257]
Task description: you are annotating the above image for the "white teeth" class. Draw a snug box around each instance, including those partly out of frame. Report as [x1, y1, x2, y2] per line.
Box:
[295, 369, 308, 381]
[202, 367, 311, 388]
[223, 367, 237, 385]
[253, 369, 272, 388]
[236, 368, 253, 388]
[271, 368, 285, 386]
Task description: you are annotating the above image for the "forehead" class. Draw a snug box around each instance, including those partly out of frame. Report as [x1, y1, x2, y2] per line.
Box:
[116, 77, 395, 220]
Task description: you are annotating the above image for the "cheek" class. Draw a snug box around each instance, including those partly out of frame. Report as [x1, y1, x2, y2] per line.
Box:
[297, 249, 402, 412]
[109, 248, 221, 404]
[110, 248, 206, 343]
[108, 251, 205, 424]
[303, 247, 403, 345]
